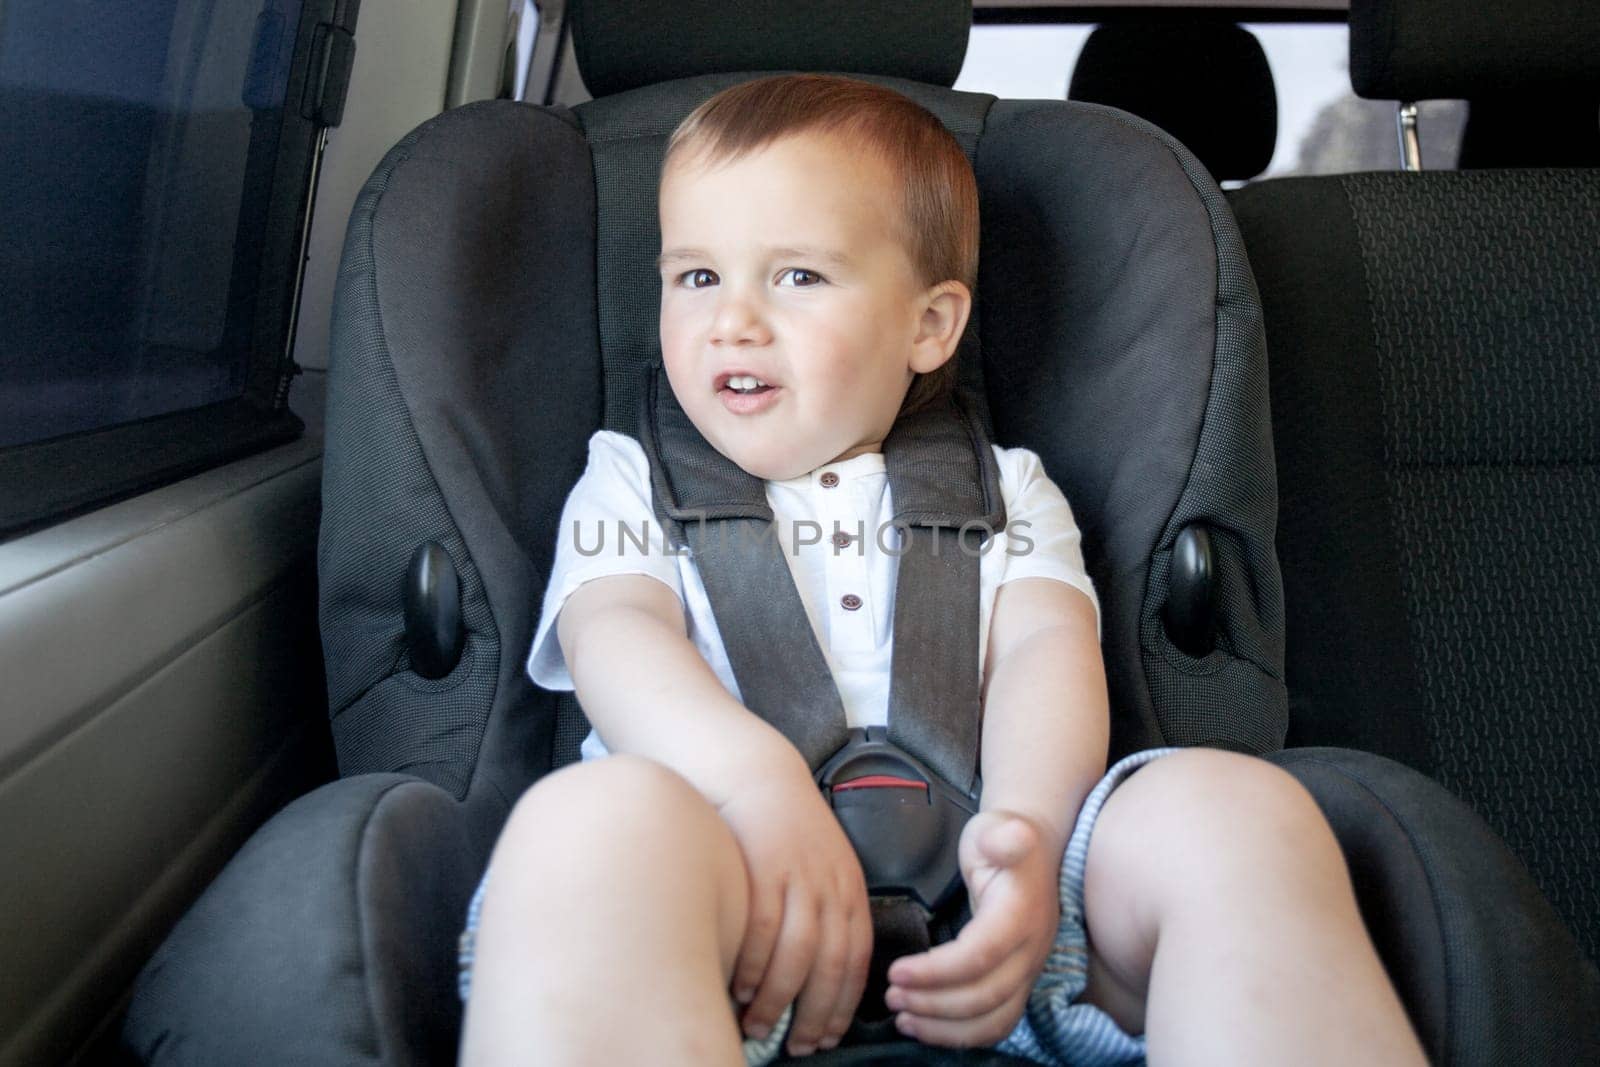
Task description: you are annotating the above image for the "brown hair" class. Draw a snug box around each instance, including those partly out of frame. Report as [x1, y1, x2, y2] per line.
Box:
[663, 74, 978, 415]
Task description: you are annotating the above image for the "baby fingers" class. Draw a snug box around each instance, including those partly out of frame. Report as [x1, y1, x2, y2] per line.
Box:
[885, 940, 1034, 1021]
[742, 887, 819, 1039]
[815, 904, 873, 1048]
[886, 914, 1025, 991]
[784, 904, 861, 1054]
[895, 987, 1029, 1050]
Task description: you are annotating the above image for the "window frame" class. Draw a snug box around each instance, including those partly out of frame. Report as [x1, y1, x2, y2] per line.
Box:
[0, 0, 359, 539]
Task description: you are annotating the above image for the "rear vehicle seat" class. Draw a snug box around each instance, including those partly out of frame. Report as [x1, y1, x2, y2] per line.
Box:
[1229, 0, 1600, 966]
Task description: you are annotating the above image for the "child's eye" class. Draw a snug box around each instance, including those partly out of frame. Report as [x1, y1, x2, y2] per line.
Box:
[678, 268, 718, 289]
[778, 268, 824, 288]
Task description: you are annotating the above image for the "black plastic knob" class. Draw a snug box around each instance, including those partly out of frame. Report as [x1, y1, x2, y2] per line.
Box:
[404, 541, 464, 679]
[1164, 523, 1217, 657]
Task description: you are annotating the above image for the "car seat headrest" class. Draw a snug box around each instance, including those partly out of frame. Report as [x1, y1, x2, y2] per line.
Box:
[569, 0, 972, 98]
[1068, 19, 1277, 182]
[1350, 0, 1600, 100]
[1458, 93, 1600, 168]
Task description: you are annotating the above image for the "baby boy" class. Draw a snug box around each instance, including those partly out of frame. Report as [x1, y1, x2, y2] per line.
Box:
[457, 74, 1425, 1067]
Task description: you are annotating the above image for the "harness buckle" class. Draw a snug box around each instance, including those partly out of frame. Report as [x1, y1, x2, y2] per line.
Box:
[816, 726, 978, 913]
[817, 727, 978, 1037]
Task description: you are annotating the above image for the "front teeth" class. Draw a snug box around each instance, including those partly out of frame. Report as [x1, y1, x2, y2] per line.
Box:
[727, 374, 768, 392]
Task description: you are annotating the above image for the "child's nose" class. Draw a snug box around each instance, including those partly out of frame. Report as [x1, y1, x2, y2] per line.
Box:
[710, 293, 771, 346]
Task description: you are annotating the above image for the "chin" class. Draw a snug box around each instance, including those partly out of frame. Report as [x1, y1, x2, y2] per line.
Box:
[708, 438, 810, 481]
[729, 452, 805, 481]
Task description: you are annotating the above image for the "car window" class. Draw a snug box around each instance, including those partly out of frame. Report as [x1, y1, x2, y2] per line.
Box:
[0, 0, 348, 537]
[0, 0, 307, 448]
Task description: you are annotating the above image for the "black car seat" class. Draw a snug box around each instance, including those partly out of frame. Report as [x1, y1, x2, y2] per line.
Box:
[124, 1, 1598, 1062]
[1067, 18, 1277, 183]
[1229, 0, 1600, 970]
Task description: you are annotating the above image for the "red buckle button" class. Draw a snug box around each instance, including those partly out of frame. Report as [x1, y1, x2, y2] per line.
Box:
[832, 775, 929, 793]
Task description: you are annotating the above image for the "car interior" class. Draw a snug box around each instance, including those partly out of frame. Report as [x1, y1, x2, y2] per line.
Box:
[1, 0, 1597, 1064]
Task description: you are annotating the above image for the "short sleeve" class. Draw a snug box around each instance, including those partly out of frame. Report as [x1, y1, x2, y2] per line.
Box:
[526, 431, 686, 690]
[994, 446, 1101, 633]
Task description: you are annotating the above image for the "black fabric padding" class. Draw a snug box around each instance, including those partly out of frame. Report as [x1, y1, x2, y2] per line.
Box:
[1350, 0, 1600, 100]
[320, 101, 601, 810]
[978, 101, 1285, 760]
[1459, 95, 1600, 168]
[124, 774, 487, 1066]
[1343, 170, 1600, 963]
[1227, 178, 1429, 769]
[1270, 748, 1600, 1065]
[1234, 169, 1600, 964]
[1068, 20, 1277, 182]
[356, 780, 490, 1064]
[569, 0, 971, 98]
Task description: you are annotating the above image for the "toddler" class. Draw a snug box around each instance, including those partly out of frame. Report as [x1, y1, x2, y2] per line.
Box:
[457, 74, 1426, 1066]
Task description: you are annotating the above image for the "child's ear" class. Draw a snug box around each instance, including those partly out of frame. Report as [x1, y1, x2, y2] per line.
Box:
[910, 280, 973, 374]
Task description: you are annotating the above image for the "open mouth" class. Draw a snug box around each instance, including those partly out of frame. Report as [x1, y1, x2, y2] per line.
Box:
[717, 372, 776, 396]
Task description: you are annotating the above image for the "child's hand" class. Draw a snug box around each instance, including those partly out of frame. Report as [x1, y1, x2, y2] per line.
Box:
[718, 769, 873, 1056]
[884, 810, 1060, 1048]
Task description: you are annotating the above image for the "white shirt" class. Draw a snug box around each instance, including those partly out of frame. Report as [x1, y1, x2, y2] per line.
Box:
[527, 430, 1099, 762]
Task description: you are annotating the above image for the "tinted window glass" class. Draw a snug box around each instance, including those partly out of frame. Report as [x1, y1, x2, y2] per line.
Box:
[0, 0, 304, 448]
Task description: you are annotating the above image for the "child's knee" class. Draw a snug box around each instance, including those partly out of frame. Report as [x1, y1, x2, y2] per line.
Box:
[501, 754, 705, 849]
[1091, 750, 1341, 896]
[487, 755, 750, 969]
[491, 754, 747, 906]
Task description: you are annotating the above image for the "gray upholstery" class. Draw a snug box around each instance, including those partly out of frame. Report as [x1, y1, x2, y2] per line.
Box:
[1231, 170, 1600, 965]
[124, 775, 484, 1064]
[1232, 0, 1600, 974]
[318, 102, 597, 817]
[1269, 749, 1600, 1064]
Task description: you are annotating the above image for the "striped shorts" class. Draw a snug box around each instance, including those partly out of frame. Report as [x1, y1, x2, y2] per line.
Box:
[461, 747, 1178, 1066]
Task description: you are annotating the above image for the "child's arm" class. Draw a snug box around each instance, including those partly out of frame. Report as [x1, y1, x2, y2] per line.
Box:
[977, 576, 1109, 849]
[885, 576, 1109, 1047]
[557, 572, 874, 1055]
[558, 571, 803, 805]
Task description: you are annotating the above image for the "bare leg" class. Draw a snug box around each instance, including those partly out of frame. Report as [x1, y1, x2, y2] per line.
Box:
[1079, 750, 1427, 1066]
[459, 754, 752, 1066]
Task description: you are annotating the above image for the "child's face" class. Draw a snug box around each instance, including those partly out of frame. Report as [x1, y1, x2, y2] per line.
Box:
[657, 131, 960, 481]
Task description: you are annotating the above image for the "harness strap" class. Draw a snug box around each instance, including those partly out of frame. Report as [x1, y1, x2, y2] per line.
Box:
[640, 368, 852, 769]
[639, 364, 1005, 793]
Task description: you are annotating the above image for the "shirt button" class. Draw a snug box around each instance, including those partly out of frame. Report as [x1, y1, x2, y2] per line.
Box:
[819, 471, 840, 488]
[831, 531, 853, 549]
[840, 594, 862, 611]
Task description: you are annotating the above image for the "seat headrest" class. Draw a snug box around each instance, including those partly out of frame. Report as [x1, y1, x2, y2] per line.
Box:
[1068, 20, 1276, 182]
[1351, 0, 1600, 100]
[569, 0, 971, 99]
[1458, 94, 1600, 168]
